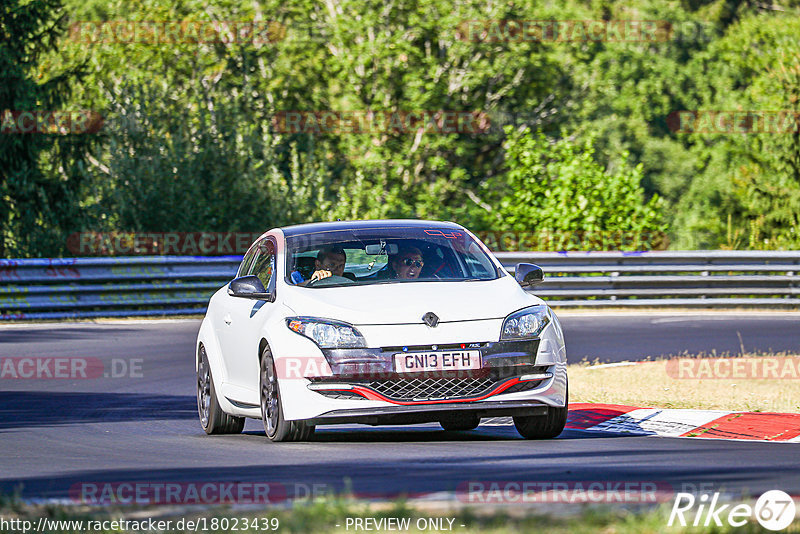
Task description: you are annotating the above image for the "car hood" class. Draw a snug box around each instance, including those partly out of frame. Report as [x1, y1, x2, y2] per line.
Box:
[280, 276, 542, 325]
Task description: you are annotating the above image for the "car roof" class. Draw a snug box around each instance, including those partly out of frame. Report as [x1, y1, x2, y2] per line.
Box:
[279, 219, 465, 237]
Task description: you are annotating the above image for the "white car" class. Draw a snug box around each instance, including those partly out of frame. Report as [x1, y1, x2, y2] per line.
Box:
[196, 220, 568, 441]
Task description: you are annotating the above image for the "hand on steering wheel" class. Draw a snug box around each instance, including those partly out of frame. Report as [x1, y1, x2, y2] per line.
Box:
[306, 273, 356, 287]
[309, 270, 333, 283]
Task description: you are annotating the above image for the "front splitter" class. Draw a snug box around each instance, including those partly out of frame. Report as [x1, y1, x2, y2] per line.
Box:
[305, 400, 550, 426]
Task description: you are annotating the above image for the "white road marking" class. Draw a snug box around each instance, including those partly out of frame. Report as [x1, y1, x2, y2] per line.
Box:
[586, 408, 732, 437]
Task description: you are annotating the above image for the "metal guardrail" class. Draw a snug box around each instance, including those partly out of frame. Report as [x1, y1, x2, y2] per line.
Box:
[1, 251, 798, 320]
[496, 251, 799, 308]
[0, 257, 240, 320]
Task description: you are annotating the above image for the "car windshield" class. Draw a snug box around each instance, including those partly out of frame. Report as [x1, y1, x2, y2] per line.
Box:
[285, 226, 501, 288]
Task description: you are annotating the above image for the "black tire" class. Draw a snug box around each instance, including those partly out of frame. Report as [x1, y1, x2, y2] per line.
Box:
[513, 384, 568, 439]
[260, 345, 315, 442]
[197, 345, 245, 435]
[439, 414, 481, 431]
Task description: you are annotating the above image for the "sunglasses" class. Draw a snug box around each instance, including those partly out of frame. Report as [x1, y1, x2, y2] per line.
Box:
[402, 258, 424, 268]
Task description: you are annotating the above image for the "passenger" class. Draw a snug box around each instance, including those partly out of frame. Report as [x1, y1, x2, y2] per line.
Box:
[388, 246, 424, 279]
[292, 246, 352, 285]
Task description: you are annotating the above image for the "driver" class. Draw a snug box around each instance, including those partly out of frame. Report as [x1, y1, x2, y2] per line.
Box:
[389, 246, 424, 279]
[293, 246, 353, 285]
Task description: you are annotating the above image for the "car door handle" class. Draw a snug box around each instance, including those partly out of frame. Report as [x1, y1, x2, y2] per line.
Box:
[223, 314, 232, 325]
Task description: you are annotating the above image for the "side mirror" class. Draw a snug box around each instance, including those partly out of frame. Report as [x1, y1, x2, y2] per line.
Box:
[514, 263, 544, 288]
[228, 275, 274, 301]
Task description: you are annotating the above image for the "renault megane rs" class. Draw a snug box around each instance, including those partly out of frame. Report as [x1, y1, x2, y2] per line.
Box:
[196, 220, 567, 441]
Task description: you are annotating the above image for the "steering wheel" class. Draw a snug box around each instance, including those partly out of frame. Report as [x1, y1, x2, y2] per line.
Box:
[306, 274, 357, 287]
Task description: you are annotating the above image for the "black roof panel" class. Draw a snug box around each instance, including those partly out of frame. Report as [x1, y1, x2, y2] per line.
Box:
[279, 219, 465, 237]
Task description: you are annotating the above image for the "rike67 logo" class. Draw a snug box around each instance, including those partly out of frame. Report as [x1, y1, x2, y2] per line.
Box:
[669, 490, 796, 531]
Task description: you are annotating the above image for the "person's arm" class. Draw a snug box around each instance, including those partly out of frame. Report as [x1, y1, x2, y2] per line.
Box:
[308, 269, 333, 282]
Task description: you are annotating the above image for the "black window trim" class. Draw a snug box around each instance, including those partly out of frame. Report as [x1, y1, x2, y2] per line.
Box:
[237, 235, 278, 299]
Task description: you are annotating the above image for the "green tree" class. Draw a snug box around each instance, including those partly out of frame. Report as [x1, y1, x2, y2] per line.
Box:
[16, 0, 800, 256]
[81, 82, 333, 237]
[491, 127, 665, 250]
[673, 13, 800, 248]
[0, 0, 88, 257]
[270, 0, 588, 225]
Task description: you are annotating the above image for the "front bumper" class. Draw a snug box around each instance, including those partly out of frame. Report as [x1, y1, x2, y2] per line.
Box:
[311, 339, 545, 404]
[305, 400, 549, 426]
[274, 330, 567, 422]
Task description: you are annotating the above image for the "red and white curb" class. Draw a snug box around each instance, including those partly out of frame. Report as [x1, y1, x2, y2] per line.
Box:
[482, 403, 800, 442]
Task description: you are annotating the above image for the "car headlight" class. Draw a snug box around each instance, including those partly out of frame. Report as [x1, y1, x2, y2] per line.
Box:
[286, 317, 367, 348]
[501, 305, 550, 340]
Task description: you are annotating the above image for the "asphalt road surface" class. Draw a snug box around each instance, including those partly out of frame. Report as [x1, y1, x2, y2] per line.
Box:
[560, 311, 799, 362]
[0, 313, 798, 503]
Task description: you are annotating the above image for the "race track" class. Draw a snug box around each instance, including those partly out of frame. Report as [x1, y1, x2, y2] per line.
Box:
[563, 312, 800, 362]
[0, 313, 798, 503]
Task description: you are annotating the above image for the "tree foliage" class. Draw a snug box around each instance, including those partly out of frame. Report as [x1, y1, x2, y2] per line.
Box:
[672, 13, 800, 249]
[491, 127, 665, 250]
[0, 0, 89, 257]
[3, 0, 800, 256]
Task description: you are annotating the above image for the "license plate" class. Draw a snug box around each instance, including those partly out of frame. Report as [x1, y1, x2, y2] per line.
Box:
[394, 350, 481, 373]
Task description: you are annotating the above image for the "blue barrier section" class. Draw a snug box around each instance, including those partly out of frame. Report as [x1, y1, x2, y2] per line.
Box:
[0, 251, 797, 319]
[0, 256, 241, 319]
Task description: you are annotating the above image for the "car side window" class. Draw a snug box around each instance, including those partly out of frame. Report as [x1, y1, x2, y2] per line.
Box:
[250, 239, 275, 290]
[238, 245, 259, 277]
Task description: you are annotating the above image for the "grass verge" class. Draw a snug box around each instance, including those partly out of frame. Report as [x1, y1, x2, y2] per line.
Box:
[569, 352, 800, 412]
[1, 497, 795, 533]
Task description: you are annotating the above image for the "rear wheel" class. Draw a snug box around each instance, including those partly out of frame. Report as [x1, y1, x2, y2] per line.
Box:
[197, 346, 245, 435]
[513, 385, 568, 440]
[439, 414, 480, 431]
[260, 345, 315, 442]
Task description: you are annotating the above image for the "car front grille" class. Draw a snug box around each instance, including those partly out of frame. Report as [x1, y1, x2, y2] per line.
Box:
[363, 376, 497, 401]
[311, 365, 552, 402]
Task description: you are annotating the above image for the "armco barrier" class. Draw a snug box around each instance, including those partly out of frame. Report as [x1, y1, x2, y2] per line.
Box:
[0, 257, 240, 320]
[1, 251, 798, 320]
[496, 250, 799, 308]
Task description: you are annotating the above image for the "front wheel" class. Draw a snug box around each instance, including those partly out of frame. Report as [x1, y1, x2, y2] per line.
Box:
[260, 345, 315, 442]
[513, 385, 568, 440]
[197, 346, 245, 435]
